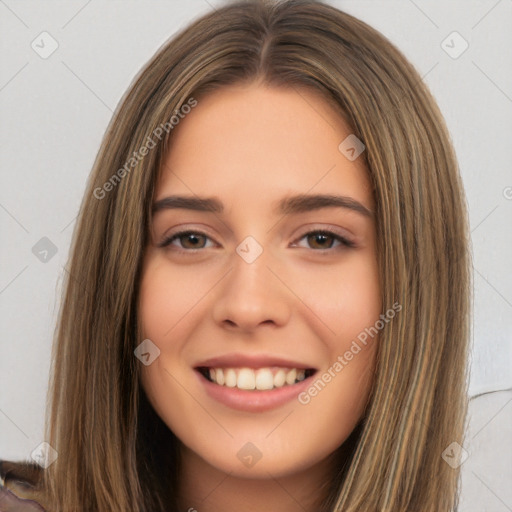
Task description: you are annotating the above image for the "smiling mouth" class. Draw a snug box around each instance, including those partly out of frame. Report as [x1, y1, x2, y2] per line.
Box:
[196, 366, 317, 391]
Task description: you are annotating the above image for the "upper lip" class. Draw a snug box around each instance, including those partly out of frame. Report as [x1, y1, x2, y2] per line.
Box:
[194, 353, 317, 370]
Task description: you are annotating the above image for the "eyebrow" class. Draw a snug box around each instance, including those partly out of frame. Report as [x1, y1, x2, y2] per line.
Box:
[152, 193, 373, 218]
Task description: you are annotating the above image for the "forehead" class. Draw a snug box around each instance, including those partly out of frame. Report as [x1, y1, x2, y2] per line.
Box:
[156, 83, 373, 210]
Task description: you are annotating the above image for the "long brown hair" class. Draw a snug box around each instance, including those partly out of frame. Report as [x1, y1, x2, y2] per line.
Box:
[32, 1, 471, 510]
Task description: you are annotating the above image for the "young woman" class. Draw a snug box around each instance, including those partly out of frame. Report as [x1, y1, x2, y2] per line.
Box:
[0, 0, 471, 510]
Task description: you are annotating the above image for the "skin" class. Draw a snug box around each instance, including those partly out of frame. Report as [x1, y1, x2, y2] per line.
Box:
[138, 82, 381, 512]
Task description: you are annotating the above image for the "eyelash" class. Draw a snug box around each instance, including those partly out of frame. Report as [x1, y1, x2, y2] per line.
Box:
[158, 229, 356, 253]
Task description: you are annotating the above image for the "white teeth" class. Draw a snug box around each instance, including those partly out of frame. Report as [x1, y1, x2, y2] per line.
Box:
[215, 367, 225, 386]
[285, 368, 297, 385]
[255, 369, 274, 390]
[205, 367, 311, 390]
[225, 368, 237, 388]
[237, 368, 256, 390]
[273, 369, 286, 387]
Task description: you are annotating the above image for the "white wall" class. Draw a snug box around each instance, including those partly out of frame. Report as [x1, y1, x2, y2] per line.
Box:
[1, 1, 510, 509]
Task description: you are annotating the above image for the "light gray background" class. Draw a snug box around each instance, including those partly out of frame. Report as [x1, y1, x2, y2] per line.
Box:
[1, 1, 511, 510]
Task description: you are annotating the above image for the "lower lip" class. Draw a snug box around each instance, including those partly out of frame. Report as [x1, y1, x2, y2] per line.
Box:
[195, 370, 316, 412]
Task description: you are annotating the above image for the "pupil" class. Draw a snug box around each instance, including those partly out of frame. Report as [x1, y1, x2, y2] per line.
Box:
[310, 233, 331, 248]
[184, 234, 203, 248]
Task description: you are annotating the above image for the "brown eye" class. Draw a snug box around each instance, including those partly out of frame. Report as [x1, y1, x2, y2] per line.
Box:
[159, 231, 213, 250]
[179, 233, 207, 249]
[293, 230, 356, 251]
[306, 232, 336, 249]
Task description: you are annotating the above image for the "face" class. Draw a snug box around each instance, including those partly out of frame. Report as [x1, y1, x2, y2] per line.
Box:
[138, 82, 381, 480]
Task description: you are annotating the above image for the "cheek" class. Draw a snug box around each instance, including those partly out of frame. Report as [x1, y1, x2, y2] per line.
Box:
[139, 261, 168, 340]
[138, 258, 200, 341]
[296, 251, 381, 342]
[137, 258, 210, 419]
[293, 252, 381, 425]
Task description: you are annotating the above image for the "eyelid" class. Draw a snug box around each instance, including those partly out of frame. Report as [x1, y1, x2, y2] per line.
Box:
[157, 227, 218, 250]
[157, 224, 357, 251]
[292, 223, 355, 242]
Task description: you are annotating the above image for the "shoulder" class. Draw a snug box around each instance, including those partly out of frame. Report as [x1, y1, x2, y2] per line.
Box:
[0, 459, 47, 511]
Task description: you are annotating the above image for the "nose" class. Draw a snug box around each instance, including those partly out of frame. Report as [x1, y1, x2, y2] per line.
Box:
[211, 245, 291, 332]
